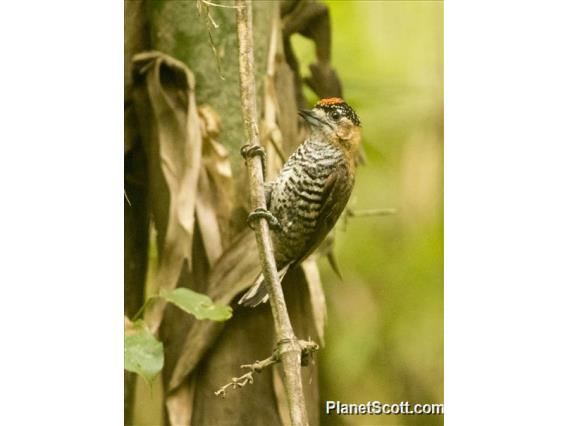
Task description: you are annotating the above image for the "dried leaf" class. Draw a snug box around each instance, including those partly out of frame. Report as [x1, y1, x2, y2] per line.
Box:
[301, 257, 327, 346]
[326, 250, 343, 282]
[196, 166, 224, 265]
[317, 232, 343, 281]
[304, 61, 343, 100]
[132, 51, 203, 332]
[166, 379, 195, 426]
[207, 230, 261, 302]
[282, 0, 343, 105]
[196, 105, 234, 266]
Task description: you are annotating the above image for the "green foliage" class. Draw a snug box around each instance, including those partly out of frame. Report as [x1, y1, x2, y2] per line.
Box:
[125, 289, 232, 383]
[297, 2, 444, 425]
[124, 320, 164, 384]
[159, 288, 233, 321]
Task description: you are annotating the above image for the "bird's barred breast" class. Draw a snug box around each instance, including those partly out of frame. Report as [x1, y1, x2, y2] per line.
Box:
[269, 140, 344, 264]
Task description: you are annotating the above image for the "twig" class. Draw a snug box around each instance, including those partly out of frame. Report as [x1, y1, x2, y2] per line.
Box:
[214, 340, 319, 398]
[342, 207, 397, 231]
[214, 355, 278, 398]
[131, 295, 157, 322]
[234, 1, 313, 425]
[346, 207, 397, 217]
[200, 0, 240, 9]
[196, 0, 226, 79]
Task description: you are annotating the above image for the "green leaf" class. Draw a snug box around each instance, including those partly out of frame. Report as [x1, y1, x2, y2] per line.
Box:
[159, 288, 233, 321]
[124, 320, 164, 383]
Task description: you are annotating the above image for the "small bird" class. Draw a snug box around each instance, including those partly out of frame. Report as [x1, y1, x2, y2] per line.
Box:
[239, 98, 362, 307]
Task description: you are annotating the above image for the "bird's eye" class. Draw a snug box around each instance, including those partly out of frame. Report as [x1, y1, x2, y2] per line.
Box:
[331, 111, 341, 120]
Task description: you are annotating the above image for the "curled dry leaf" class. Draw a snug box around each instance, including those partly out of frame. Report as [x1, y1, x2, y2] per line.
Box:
[196, 167, 224, 265]
[196, 105, 234, 266]
[132, 51, 203, 333]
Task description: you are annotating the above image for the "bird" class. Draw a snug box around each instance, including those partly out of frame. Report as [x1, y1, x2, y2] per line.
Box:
[239, 97, 362, 307]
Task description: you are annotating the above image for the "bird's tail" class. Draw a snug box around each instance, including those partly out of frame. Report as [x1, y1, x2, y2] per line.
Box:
[238, 264, 291, 308]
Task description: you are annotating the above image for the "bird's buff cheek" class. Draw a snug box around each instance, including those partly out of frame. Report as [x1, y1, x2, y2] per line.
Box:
[336, 126, 353, 143]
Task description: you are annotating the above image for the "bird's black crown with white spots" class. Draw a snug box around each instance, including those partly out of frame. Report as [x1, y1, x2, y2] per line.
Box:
[315, 97, 362, 127]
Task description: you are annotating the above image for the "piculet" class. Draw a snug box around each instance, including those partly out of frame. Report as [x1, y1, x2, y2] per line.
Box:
[239, 98, 362, 307]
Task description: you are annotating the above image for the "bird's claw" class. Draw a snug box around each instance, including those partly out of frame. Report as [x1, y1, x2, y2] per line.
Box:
[247, 208, 282, 232]
[240, 144, 266, 160]
[240, 144, 267, 178]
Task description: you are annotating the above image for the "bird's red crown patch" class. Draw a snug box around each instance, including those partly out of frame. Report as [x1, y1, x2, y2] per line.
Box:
[314, 97, 361, 126]
[316, 97, 345, 107]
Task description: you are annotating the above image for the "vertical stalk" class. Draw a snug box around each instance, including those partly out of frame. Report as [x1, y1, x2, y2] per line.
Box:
[235, 1, 309, 425]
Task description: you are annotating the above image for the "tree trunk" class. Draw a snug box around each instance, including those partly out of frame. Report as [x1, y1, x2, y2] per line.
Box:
[124, 1, 150, 424]
[125, 1, 334, 424]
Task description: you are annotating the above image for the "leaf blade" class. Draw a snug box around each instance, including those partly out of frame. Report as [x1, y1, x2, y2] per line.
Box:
[160, 288, 232, 321]
[124, 320, 164, 383]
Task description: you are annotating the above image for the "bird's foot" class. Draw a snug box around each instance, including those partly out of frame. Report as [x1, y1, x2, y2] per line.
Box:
[272, 338, 319, 366]
[240, 144, 267, 178]
[247, 208, 282, 232]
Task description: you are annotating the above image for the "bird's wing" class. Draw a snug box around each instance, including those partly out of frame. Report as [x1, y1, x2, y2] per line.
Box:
[264, 181, 274, 208]
[295, 165, 353, 265]
[237, 263, 291, 307]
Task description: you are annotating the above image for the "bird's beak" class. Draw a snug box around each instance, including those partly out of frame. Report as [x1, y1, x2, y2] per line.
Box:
[299, 109, 324, 128]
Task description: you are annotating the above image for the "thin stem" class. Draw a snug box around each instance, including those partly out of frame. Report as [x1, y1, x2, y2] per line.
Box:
[214, 355, 279, 398]
[235, 1, 309, 425]
[124, 189, 132, 207]
[200, 0, 240, 9]
[131, 296, 156, 322]
[346, 207, 398, 217]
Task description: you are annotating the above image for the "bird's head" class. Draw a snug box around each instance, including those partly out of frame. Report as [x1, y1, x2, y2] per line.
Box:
[299, 98, 362, 158]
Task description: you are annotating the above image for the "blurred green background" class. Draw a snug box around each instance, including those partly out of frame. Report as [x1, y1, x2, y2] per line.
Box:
[133, 1, 443, 425]
[306, 1, 444, 425]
